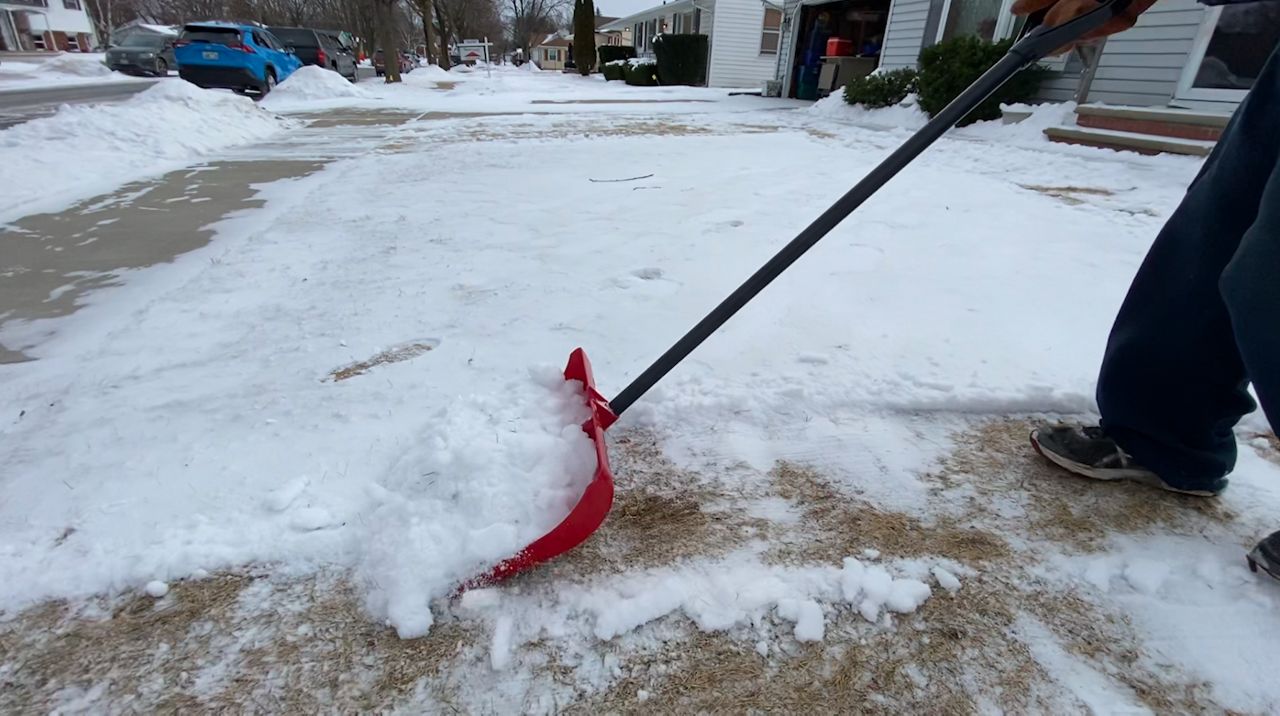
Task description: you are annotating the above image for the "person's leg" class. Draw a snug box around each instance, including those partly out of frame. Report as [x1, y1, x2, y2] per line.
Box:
[1094, 48, 1280, 492]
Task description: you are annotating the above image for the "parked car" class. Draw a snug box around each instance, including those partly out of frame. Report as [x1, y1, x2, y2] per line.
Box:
[372, 49, 413, 77]
[267, 26, 358, 82]
[105, 32, 177, 77]
[175, 22, 302, 96]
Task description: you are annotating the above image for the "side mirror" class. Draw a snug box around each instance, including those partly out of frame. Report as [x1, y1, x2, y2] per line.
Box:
[284, 45, 296, 53]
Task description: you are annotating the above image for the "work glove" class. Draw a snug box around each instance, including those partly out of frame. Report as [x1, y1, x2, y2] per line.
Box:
[1010, 0, 1159, 54]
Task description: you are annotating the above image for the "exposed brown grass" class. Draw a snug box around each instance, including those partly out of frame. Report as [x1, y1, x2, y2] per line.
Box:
[329, 340, 438, 381]
[1249, 431, 1280, 467]
[928, 419, 1236, 552]
[1020, 184, 1116, 206]
[768, 462, 1009, 565]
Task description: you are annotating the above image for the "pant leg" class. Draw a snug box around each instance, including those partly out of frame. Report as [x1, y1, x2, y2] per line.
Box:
[1097, 46, 1280, 491]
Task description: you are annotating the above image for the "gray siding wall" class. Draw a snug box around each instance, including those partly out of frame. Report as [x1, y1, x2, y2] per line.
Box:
[1037, 0, 1211, 107]
[708, 0, 779, 87]
[880, 0, 931, 69]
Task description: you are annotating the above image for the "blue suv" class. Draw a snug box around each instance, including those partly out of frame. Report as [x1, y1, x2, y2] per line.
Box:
[175, 23, 302, 96]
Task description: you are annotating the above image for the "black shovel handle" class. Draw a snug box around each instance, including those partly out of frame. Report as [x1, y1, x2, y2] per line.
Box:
[608, 0, 1131, 417]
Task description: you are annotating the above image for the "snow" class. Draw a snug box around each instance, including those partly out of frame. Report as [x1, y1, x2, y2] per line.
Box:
[0, 53, 150, 92]
[356, 369, 595, 637]
[0, 80, 292, 225]
[144, 580, 169, 598]
[260, 66, 367, 109]
[2, 62, 1279, 711]
[811, 91, 929, 130]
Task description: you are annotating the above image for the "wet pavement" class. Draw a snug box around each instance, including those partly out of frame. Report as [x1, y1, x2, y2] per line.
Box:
[0, 108, 419, 362]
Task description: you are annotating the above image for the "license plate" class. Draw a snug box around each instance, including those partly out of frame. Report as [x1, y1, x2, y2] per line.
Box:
[202, 51, 218, 59]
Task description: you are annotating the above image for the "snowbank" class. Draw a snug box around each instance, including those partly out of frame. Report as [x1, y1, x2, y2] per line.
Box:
[357, 369, 596, 638]
[0, 80, 292, 224]
[810, 92, 929, 130]
[38, 53, 115, 77]
[261, 65, 367, 107]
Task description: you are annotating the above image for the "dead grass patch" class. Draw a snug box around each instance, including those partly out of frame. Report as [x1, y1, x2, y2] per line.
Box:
[1020, 184, 1115, 206]
[1249, 431, 1280, 467]
[767, 462, 1009, 566]
[527, 431, 768, 582]
[329, 339, 438, 381]
[928, 419, 1236, 552]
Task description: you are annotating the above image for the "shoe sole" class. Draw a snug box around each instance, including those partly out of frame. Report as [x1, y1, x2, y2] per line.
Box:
[1029, 430, 1220, 498]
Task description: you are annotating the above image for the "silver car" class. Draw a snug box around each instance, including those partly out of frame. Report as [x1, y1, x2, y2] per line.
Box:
[105, 34, 177, 77]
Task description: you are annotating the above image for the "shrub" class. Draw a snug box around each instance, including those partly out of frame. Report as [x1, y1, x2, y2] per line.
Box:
[602, 60, 626, 81]
[598, 45, 637, 66]
[843, 68, 918, 108]
[916, 36, 1046, 125]
[624, 60, 659, 86]
[653, 33, 708, 86]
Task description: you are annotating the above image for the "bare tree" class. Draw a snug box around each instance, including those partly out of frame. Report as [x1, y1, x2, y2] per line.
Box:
[507, 0, 564, 60]
[374, 0, 402, 82]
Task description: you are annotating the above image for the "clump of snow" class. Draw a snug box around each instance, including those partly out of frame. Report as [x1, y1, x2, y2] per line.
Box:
[38, 53, 114, 77]
[409, 64, 453, 82]
[810, 92, 929, 130]
[356, 368, 595, 638]
[0, 80, 292, 224]
[144, 580, 169, 598]
[956, 100, 1078, 145]
[262, 65, 366, 104]
[932, 566, 962, 592]
[521, 61, 542, 72]
[777, 598, 825, 641]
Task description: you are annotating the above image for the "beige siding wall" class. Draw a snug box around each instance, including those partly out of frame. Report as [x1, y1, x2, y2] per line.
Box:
[707, 0, 780, 88]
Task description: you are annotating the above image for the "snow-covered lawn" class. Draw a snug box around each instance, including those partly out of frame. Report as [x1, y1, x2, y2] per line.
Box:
[2, 66, 1278, 712]
[0, 52, 153, 92]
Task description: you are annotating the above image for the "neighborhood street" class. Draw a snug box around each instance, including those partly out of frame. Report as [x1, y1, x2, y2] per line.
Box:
[2, 60, 1279, 713]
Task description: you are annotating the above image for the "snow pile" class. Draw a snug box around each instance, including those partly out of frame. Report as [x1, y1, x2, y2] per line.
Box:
[957, 100, 1078, 145]
[811, 91, 929, 130]
[0, 80, 291, 223]
[38, 53, 114, 77]
[357, 368, 596, 638]
[261, 65, 367, 105]
[521, 61, 542, 72]
[404, 63, 453, 83]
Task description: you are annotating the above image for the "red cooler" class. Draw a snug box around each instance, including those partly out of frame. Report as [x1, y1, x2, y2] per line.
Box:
[826, 38, 854, 56]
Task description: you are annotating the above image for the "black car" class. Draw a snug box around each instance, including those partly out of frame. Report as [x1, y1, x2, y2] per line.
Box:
[105, 33, 177, 77]
[267, 26, 358, 82]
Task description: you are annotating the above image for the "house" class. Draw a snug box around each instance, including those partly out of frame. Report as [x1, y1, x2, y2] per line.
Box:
[0, 0, 97, 52]
[599, 0, 782, 88]
[775, 0, 1277, 153]
[109, 20, 177, 47]
[534, 35, 571, 70]
[593, 14, 631, 49]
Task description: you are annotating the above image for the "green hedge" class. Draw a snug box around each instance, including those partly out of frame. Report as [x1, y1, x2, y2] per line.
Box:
[598, 45, 637, 66]
[916, 37, 1046, 125]
[602, 61, 626, 81]
[653, 33, 708, 86]
[624, 61, 659, 86]
[843, 68, 918, 108]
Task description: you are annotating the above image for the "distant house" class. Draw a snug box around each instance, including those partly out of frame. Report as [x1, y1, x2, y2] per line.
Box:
[109, 20, 177, 46]
[599, 0, 780, 88]
[534, 35, 571, 71]
[0, 0, 97, 52]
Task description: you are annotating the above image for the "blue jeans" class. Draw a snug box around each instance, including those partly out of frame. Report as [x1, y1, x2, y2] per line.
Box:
[1098, 47, 1280, 493]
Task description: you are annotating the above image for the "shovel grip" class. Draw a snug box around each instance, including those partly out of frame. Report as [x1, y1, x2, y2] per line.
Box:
[608, 0, 1131, 417]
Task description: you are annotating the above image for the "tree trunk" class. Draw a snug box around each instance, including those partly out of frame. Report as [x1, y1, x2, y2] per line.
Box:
[433, 0, 452, 69]
[377, 0, 402, 82]
[417, 0, 436, 63]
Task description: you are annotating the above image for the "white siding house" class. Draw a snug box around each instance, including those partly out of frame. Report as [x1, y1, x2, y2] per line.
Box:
[1, 0, 96, 52]
[600, 0, 784, 89]
[778, 0, 1276, 112]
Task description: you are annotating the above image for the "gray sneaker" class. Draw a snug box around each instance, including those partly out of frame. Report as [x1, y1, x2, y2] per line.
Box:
[1030, 424, 1226, 497]
[1248, 531, 1280, 582]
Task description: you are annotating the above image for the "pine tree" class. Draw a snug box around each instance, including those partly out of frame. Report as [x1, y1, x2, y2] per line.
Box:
[572, 0, 596, 76]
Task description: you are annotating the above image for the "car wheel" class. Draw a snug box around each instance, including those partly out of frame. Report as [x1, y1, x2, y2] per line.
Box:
[260, 69, 276, 97]
[155, 58, 167, 77]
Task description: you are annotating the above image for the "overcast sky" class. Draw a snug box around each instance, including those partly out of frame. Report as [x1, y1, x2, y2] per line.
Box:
[594, 0, 666, 21]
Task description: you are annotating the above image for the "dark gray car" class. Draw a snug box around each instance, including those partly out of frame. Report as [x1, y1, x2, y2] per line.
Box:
[105, 34, 176, 77]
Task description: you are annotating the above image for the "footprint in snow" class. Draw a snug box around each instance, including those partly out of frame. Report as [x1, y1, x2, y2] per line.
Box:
[631, 267, 664, 281]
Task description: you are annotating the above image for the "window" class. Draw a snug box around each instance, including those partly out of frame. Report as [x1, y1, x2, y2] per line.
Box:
[760, 8, 782, 54]
[63, 0, 81, 9]
[937, 0, 1004, 42]
[7, 0, 47, 7]
[547, 48, 559, 61]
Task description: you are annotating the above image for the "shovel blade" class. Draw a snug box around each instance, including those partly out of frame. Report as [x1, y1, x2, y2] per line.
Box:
[466, 348, 617, 587]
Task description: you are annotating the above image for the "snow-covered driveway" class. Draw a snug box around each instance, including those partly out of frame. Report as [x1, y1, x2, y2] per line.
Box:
[2, 65, 1279, 712]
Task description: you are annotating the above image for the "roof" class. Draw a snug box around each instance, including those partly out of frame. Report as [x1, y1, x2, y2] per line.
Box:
[539, 37, 572, 48]
[594, 15, 618, 29]
[599, 0, 696, 31]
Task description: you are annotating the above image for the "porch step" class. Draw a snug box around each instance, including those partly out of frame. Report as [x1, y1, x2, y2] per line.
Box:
[1074, 103, 1231, 142]
[1043, 126, 1215, 157]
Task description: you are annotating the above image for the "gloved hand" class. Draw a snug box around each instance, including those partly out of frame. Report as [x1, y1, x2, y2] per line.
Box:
[1011, 0, 1158, 53]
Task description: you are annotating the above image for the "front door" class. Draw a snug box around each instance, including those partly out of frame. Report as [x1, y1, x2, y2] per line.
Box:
[1175, 4, 1280, 105]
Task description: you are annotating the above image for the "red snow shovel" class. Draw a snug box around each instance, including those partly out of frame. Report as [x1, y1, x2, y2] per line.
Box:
[466, 0, 1129, 588]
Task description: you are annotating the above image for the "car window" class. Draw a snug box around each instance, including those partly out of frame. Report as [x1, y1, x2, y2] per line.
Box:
[269, 28, 317, 48]
[180, 27, 241, 46]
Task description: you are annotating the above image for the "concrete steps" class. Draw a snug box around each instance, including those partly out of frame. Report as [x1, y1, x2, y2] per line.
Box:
[1045, 103, 1232, 156]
